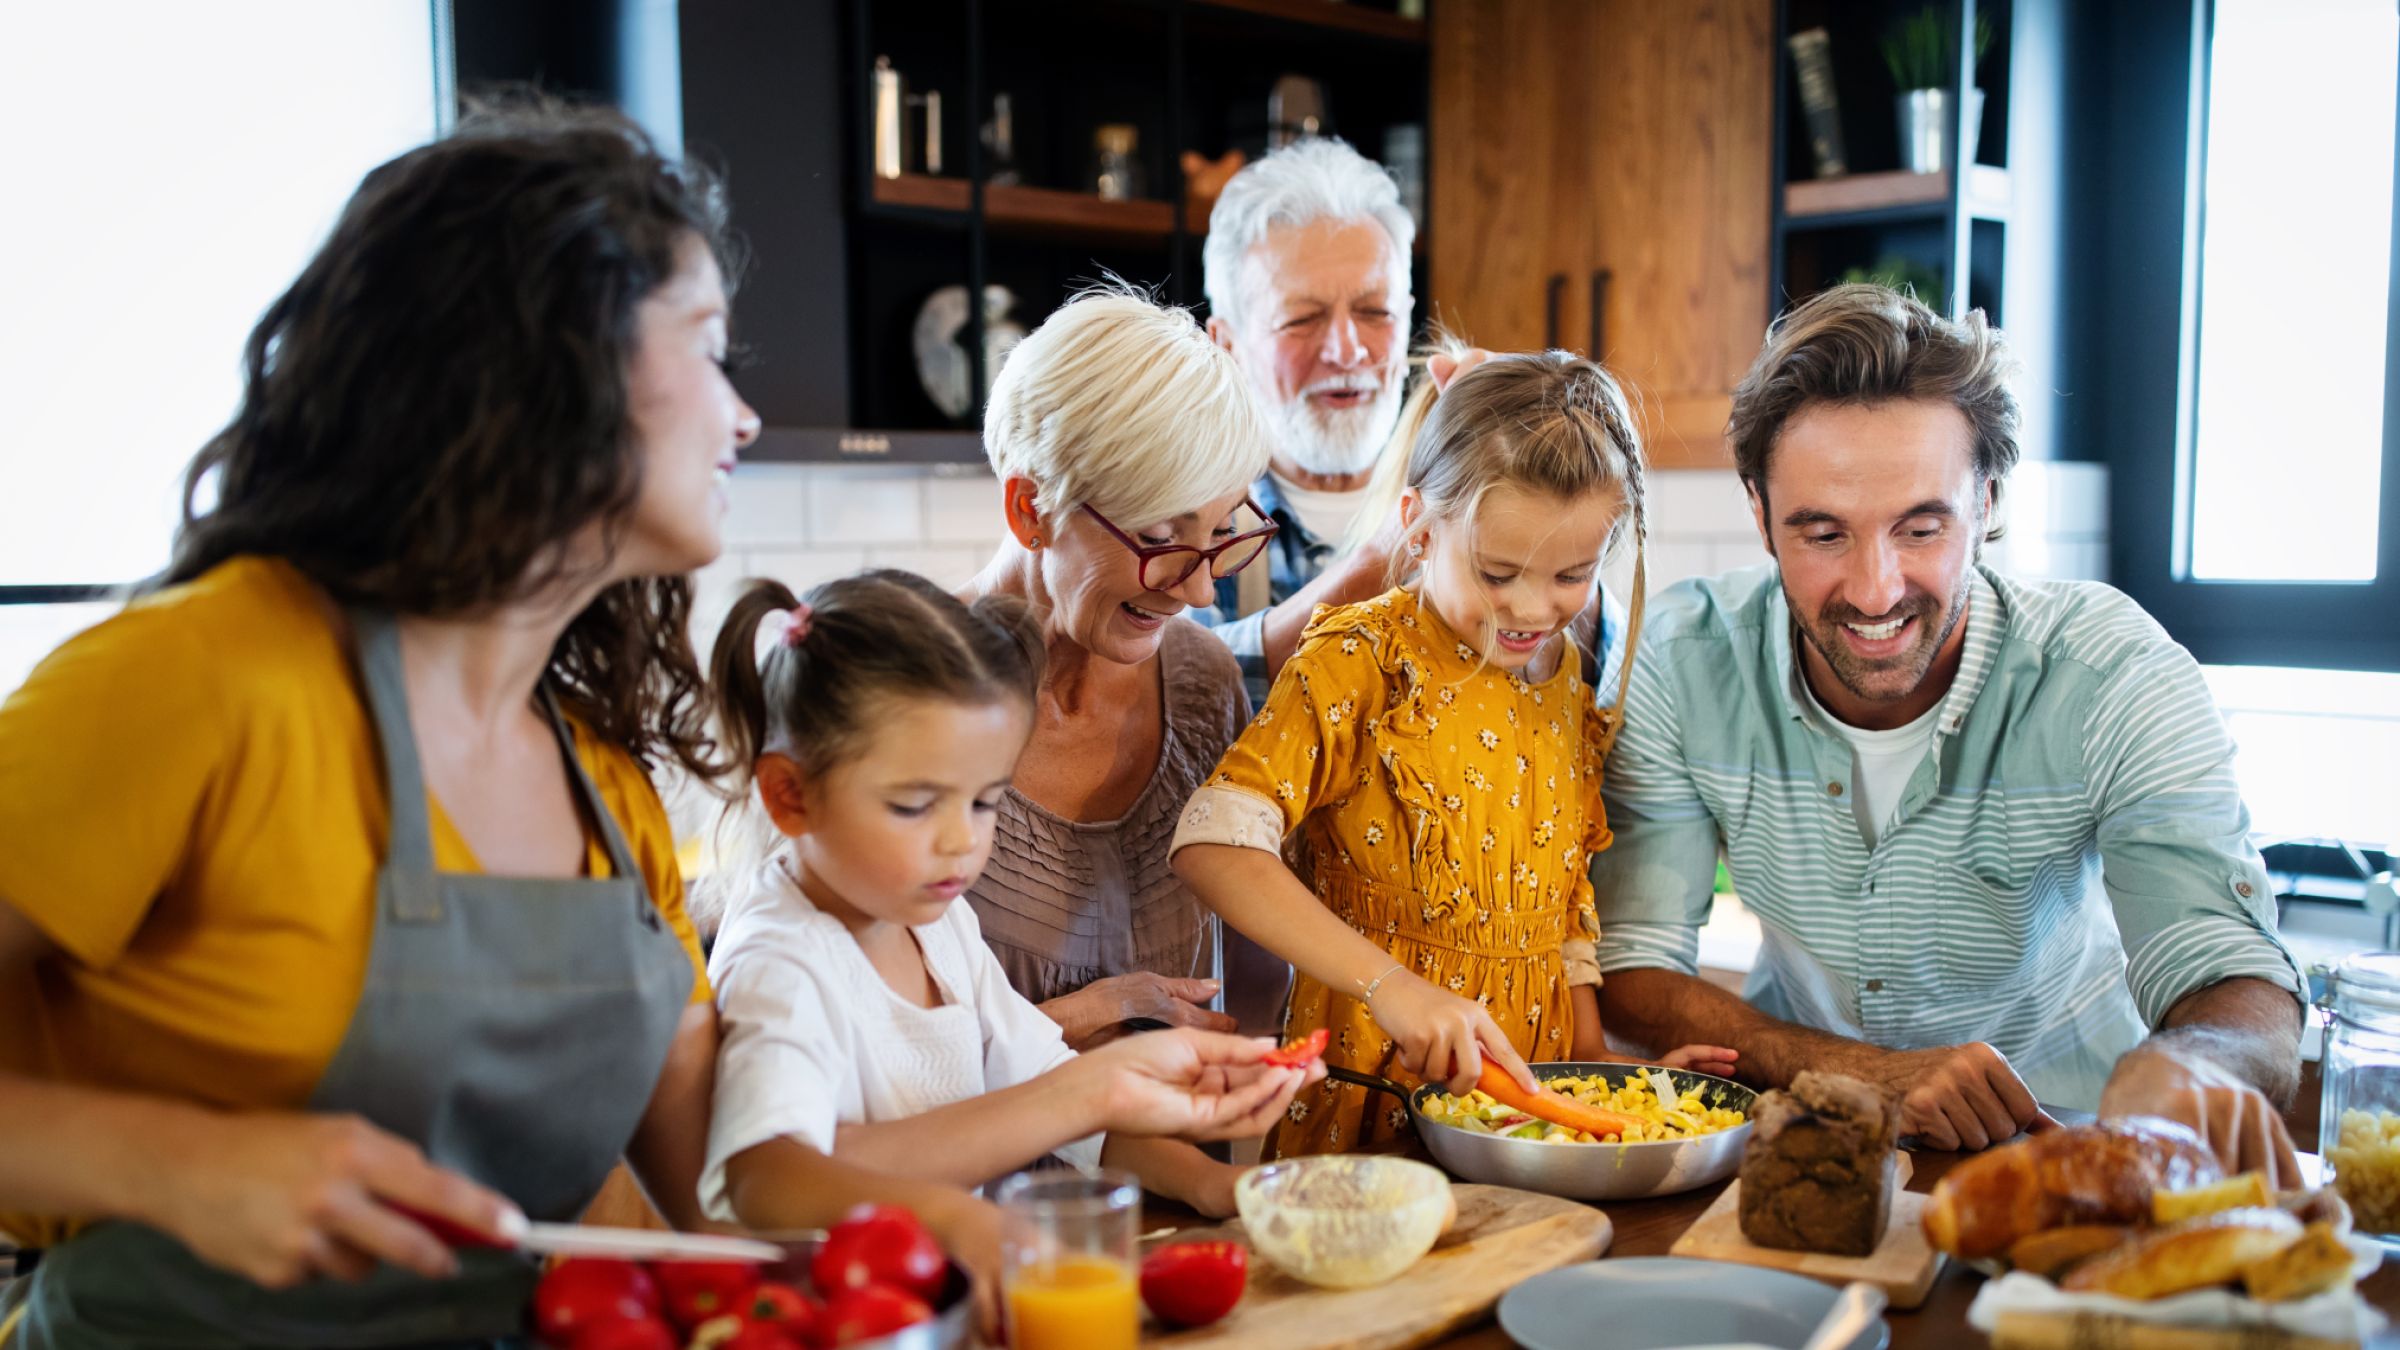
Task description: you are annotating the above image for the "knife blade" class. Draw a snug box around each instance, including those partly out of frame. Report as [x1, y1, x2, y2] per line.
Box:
[392, 1203, 784, 1264]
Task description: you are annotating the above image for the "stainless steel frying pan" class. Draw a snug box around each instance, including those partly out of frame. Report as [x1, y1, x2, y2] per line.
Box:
[1324, 1060, 1756, 1202]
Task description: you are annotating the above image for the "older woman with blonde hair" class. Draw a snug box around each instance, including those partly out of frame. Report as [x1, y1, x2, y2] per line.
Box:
[962, 290, 1284, 1048]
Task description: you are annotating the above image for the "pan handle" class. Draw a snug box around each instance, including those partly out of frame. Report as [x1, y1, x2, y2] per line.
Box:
[1322, 1063, 1416, 1101]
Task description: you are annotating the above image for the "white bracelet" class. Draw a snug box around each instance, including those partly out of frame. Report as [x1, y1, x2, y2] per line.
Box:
[1360, 962, 1407, 1004]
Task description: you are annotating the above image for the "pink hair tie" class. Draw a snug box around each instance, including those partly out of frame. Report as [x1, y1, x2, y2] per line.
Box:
[753, 603, 812, 665]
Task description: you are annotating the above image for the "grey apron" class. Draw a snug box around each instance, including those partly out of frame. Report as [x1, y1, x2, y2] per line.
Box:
[6, 610, 696, 1348]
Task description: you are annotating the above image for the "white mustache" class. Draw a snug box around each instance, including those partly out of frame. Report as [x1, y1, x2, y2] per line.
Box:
[1301, 374, 1383, 398]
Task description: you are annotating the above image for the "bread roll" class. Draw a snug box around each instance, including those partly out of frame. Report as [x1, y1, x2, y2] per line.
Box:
[2061, 1207, 2302, 1299]
[2241, 1221, 2355, 1302]
[2003, 1224, 2134, 1280]
[1923, 1117, 2222, 1260]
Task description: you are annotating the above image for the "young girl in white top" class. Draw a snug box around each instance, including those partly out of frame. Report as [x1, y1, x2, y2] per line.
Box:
[698, 570, 1314, 1237]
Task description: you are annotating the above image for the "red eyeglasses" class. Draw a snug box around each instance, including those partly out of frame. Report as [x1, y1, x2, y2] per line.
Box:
[1080, 497, 1280, 592]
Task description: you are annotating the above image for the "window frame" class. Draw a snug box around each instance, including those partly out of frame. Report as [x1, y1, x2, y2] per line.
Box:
[2115, 0, 2400, 673]
[0, 2, 453, 617]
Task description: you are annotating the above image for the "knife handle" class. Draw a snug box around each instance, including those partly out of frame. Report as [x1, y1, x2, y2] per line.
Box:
[386, 1201, 517, 1250]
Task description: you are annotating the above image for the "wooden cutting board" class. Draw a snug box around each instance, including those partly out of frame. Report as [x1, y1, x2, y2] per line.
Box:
[1668, 1154, 1944, 1309]
[1143, 1183, 1612, 1350]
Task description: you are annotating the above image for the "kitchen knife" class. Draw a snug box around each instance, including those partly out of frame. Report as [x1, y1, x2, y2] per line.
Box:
[392, 1203, 783, 1264]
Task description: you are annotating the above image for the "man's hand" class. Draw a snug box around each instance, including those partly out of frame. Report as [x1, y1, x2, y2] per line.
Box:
[2100, 1047, 2302, 1189]
[1427, 348, 1493, 393]
[1854, 1042, 2059, 1151]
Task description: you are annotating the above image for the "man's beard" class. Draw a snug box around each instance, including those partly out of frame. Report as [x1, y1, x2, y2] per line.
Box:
[1795, 575, 1972, 707]
[1268, 371, 1407, 479]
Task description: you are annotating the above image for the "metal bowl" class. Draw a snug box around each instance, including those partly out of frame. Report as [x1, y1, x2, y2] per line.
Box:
[1333, 1060, 1756, 1202]
[760, 1234, 974, 1350]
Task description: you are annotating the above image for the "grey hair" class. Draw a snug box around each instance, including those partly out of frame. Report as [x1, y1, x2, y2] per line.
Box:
[1201, 137, 1417, 331]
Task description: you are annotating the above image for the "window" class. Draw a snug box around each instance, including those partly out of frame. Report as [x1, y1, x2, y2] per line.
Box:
[2116, 0, 2400, 673]
[0, 2, 446, 694]
[2186, 0, 2394, 583]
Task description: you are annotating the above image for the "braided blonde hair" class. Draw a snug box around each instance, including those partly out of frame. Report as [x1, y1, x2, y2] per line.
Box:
[1348, 347, 1649, 707]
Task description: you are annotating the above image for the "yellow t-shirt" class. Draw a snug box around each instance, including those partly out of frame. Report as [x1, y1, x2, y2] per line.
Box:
[0, 557, 710, 1247]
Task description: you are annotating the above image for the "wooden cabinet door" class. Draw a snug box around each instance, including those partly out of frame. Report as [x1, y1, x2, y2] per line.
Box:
[1432, 0, 1772, 468]
[1429, 0, 1605, 355]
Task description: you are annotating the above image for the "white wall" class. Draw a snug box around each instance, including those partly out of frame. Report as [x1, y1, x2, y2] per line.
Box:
[696, 465, 1010, 657]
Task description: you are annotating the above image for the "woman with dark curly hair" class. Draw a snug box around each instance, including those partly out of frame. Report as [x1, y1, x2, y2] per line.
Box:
[0, 101, 881, 1346]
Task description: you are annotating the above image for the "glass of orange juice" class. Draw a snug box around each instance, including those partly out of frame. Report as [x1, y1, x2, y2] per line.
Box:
[997, 1169, 1141, 1350]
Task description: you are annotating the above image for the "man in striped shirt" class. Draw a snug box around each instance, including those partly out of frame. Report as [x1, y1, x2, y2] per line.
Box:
[1589, 284, 2307, 1179]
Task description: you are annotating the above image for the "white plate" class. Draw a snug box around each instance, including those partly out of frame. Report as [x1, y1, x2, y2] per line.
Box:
[1498, 1258, 1890, 1350]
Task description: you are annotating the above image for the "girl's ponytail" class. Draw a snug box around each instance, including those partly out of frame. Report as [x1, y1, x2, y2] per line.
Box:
[706, 578, 803, 793]
[1341, 382, 1434, 559]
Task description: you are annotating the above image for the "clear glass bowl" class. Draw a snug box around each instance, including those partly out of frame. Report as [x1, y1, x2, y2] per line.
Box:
[1234, 1155, 1452, 1289]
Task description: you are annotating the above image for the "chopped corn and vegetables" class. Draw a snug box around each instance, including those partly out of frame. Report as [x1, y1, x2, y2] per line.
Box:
[1421, 1068, 1747, 1144]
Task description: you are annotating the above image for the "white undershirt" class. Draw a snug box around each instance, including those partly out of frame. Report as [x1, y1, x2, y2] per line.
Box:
[1800, 675, 1941, 851]
[1269, 470, 1368, 547]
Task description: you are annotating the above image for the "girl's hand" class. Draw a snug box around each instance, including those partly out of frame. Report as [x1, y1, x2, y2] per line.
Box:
[142, 1109, 518, 1288]
[1658, 1045, 1740, 1079]
[1079, 1029, 1320, 1141]
[1368, 971, 1538, 1096]
[1042, 974, 1235, 1049]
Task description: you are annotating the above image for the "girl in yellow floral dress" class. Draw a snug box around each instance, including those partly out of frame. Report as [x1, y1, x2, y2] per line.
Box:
[1170, 351, 1734, 1158]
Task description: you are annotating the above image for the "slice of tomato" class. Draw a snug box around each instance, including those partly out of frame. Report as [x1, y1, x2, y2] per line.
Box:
[1261, 1027, 1330, 1069]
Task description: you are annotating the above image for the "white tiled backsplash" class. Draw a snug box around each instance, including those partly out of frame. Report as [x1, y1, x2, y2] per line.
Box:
[701, 461, 2112, 658]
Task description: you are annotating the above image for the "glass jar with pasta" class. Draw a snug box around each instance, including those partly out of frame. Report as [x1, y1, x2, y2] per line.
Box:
[2321, 950, 2400, 1238]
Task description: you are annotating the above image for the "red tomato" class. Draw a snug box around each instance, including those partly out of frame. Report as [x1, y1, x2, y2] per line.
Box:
[1261, 1028, 1329, 1069]
[566, 1316, 678, 1350]
[819, 1285, 935, 1346]
[810, 1205, 946, 1302]
[533, 1258, 661, 1347]
[1139, 1241, 1248, 1328]
[717, 1322, 807, 1350]
[743, 1281, 822, 1332]
[650, 1259, 765, 1332]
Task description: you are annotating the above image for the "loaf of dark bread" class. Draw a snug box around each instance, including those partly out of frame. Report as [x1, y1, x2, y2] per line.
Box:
[1738, 1071, 1901, 1256]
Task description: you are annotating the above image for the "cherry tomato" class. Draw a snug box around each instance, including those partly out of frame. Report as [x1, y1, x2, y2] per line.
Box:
[741, 1282, 822, 1341]
[566, 1316, 678, 1350]
[1262, 1028, 1330, 1069]
[716, 1321, 806, 1350]
[819, 1284, 935, 1346]
[532, 1258, 660, 1347]
[650, 1259, 765, 1332]
[810, 1204, 947, 1302]
[1139, 1240, 1248, 1328]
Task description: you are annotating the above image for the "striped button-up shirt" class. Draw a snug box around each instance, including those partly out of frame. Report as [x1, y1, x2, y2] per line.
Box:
[1201, 472, 1629, 711]
[1589, 563, 2302, 1111]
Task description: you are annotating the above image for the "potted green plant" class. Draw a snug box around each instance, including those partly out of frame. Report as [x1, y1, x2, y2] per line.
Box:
[1884, 6, 1993, 175]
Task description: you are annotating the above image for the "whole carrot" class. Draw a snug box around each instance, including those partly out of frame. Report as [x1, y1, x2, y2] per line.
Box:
[1473, 1062, 1647, 1139]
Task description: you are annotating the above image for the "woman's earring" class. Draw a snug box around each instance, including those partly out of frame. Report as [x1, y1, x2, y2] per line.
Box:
[1406, 540, 1425, 559]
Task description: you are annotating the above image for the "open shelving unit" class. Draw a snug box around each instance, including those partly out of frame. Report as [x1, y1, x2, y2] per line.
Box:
[682, 0, 1428, 464]
[1767, 0, 2071, 461]
[1772, 0, 2024, 321]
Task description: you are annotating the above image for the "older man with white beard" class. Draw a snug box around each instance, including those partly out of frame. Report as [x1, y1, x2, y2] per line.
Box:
[1201, 139, 1624, 708]
[1198, 139, 1414, 707]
